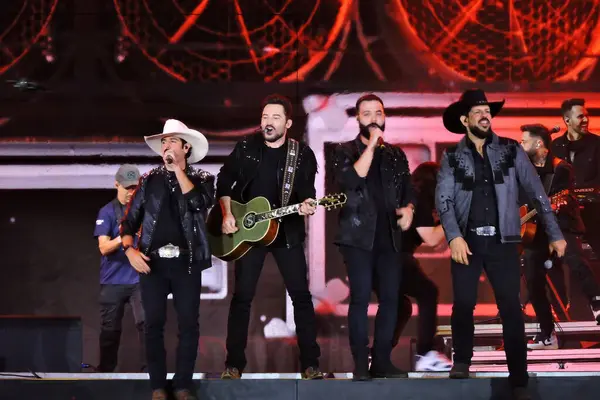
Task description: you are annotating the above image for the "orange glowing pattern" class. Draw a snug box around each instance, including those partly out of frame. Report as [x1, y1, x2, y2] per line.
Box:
[0, 0, 59, 76]
[387, 0, 600, 82]
[113, 0, 353, 82]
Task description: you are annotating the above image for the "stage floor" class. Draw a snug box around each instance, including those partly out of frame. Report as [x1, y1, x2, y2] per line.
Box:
[1, 373, 600, 400]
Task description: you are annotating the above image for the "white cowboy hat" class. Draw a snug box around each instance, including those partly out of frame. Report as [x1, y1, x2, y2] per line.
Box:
[144, 119, 209, 164]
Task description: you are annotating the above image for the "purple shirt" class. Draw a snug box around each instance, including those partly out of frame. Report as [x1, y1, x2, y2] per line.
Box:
[93, 201, 139, 285]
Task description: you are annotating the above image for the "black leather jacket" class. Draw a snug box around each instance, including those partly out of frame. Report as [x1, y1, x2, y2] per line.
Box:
[332, 136, 415, 251]
[552, 132, 600, 188]
[121, 165, 215, 272]
[215, 133, 317, 248]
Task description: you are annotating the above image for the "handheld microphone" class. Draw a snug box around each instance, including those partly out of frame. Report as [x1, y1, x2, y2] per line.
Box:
[550, 125, 561, 134]
[377, 137, 384, 148]
[544, 252, 560, 270]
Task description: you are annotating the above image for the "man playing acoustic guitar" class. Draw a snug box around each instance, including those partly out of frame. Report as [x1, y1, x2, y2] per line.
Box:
[216, 94, 323, 380]
[520, 124, 600, 350]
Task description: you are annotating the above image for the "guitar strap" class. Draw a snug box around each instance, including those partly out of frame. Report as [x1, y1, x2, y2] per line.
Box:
[281, 138, 299, 207]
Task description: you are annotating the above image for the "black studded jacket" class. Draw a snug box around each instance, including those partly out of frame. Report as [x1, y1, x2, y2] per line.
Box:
[436, 132, 563, 245]
[331, 136, 415, 251]
[121, 165, 215, 273]
[215, 133, 317, 248]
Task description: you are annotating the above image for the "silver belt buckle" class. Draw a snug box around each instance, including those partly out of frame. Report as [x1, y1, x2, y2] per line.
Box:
[473, 226, 496, 236]
[158, 243, 180, 258]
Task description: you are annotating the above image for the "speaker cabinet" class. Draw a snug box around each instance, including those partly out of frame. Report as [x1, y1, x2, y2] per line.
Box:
[0, 316, 82, 372]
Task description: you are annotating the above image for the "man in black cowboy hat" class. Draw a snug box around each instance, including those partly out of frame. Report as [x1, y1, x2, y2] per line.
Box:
[436, 89, 566, 400]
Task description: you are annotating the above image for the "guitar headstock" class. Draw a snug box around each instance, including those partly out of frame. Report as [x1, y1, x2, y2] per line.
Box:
[551, 189, 570, 203]
[319, 193, 348, 211]
[550, 189, 571, 211]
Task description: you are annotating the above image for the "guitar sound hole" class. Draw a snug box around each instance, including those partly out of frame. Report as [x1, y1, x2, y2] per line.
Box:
[243, 213, 256, 229]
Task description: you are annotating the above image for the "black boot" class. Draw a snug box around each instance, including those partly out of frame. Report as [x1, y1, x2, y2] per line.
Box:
[369, 347, 408, 378]
[449, 362, 470, 379]
[369, 361, 408, 378]
[352, 351, 371, 381]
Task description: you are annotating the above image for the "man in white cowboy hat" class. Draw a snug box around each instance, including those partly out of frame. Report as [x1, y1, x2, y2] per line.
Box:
[436, 89, 566, 400]
[120, 119, 214, 400]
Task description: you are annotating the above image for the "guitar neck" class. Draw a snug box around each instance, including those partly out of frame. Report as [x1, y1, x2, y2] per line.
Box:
[256, 203, 303, 222]
[521, 209, 538, 225]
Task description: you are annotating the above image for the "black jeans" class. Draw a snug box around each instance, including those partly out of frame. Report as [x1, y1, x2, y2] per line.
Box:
[391, 254, 439, 356]
[339, 245, 401, 366]
[452, 234, 527, 388]
[139, 258, 203, 391]
[98, 284, 145, 372]
[225, 244, 320, 372]
[523, 231, 600, 337]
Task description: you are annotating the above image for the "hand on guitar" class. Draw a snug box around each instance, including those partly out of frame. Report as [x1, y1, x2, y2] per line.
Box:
[548, 239, 567, 259]
[222, 212, 239, 234]
[298, 198, 317, 216]
[449, 237, 473, 265]
[551, 199, 568, 212]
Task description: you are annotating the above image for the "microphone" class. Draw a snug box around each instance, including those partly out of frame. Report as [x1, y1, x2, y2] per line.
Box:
[377, 137, 385, 148]
[550, 125, 561, 134]
[544, 252, 560, 270]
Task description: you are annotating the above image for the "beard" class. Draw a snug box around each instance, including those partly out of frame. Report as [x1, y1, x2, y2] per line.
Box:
[359, 122, 386, 139]
[524, 147, 536, 158]
[262, 125, 285, 143]
[468, 119, 491, 139]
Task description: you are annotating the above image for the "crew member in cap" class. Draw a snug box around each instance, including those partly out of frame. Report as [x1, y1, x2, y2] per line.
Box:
[94, 164, 145, 373]
[435, 89, 566, 400]
[121, 120, 214, 400]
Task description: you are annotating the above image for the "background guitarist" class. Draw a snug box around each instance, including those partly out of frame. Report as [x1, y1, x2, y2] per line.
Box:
[519, 124, 600, 350]
[216, 94, 323, 380]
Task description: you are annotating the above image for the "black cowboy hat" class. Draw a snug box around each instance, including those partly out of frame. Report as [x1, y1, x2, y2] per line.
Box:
[443, 89, 505, 134]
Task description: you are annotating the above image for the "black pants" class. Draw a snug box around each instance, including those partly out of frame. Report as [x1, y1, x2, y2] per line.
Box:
[523, 231, 600, 337]
[452, 234, 527, 388]
[139, 258, 203, 391]
[98, 284, 145, 372]
[391, 254, 439, 356]
[339, 245, 401, 365]
[225, 244, 320, 371]
[581, 206, 600, 260]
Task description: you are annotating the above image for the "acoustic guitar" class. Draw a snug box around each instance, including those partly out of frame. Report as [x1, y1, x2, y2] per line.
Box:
[519, 187, 600, 249]
[207, 193, 347, 261]
[520, 189, 569, 248]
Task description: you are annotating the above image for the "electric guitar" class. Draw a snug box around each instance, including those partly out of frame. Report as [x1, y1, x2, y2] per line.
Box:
[206, 193, 347, 261]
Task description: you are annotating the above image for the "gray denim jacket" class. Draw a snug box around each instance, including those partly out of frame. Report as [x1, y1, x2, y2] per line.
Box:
[435, 133, 563, 245]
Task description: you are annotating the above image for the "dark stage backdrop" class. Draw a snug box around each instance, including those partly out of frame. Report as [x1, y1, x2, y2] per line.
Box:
[0, 189, 598, 373]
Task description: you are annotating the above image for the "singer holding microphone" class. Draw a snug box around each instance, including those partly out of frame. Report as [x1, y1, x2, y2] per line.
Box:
[120, 119, 214, 400]
[519, 124, 600, 350]
[332, 93, 415, 380]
